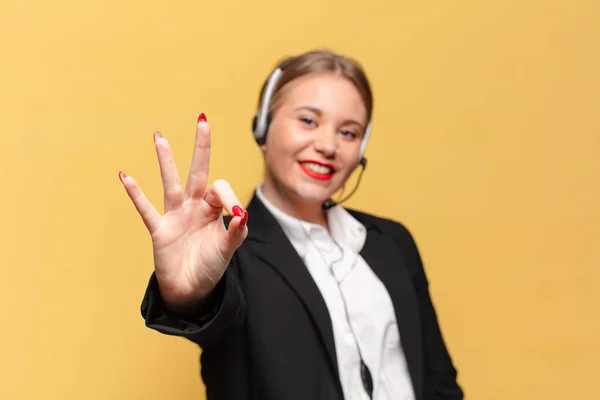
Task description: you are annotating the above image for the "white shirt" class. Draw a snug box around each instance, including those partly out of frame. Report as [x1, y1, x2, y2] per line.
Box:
[256, 186, 415, 400]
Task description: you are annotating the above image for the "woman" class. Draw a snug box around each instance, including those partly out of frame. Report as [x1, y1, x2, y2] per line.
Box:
[119, 49, 464, 400]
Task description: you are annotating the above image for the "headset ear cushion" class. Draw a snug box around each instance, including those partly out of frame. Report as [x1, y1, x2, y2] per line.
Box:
[252, 114, 265, 145]
[253, 113, 272, 145]
[252, 114, 258, 134]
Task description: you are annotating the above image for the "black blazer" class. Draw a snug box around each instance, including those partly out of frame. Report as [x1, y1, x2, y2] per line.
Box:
[141, 194, 464, 400]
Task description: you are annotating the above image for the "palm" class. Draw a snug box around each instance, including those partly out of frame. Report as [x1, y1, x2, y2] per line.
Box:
[120, 116, 247, 310]
[152, 199, 226, 295]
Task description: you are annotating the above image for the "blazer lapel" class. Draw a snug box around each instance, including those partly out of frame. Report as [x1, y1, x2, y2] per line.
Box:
[358, 222, 424, 400]
[244, 195, 340, 381]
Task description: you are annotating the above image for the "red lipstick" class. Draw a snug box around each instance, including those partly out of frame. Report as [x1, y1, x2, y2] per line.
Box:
[298, 160, 335, 181]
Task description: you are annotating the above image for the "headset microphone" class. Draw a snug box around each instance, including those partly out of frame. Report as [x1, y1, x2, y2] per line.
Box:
[322, 156, 368, 210]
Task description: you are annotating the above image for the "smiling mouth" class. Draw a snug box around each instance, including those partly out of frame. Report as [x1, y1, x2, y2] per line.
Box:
[298, 161, 335, 180]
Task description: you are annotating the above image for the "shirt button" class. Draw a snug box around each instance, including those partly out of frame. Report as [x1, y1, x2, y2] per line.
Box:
[344, 323, 352, 333]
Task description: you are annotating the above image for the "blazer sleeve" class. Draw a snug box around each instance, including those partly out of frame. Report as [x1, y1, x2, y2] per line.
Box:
[391, 223, 464, 400]
[140, 253, 246, 349]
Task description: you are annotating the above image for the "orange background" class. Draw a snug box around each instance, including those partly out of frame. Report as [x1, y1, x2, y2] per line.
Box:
[1, 0, 598, 398]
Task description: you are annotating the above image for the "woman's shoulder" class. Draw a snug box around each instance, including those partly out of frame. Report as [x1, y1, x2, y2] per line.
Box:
[345, 207, 412, 238]
[344, 207, 423, 260]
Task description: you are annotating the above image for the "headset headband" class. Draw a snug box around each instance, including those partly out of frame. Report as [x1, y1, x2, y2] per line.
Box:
[252, 57, 373, 159]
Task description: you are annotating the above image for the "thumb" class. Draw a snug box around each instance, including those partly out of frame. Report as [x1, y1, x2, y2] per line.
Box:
[221, 209, 248, 260]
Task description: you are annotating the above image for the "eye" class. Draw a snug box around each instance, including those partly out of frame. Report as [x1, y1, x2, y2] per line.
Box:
[300, 117, 315, 127]
[340, 129, 358, 139]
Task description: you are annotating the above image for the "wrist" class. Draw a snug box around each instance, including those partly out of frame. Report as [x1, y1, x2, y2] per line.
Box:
[158, 280, 215, 316]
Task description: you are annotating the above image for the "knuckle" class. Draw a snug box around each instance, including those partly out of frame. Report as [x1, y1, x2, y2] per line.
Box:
[188, 172, 208, 185]
[164, 184, 183, 194]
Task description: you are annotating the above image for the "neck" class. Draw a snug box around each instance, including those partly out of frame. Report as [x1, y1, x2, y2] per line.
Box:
[261, 179, 328, 228]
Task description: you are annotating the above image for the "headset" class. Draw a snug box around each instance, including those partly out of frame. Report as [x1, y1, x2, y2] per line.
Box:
[251, 57, 373, 209]
[252, 57, 372, 166]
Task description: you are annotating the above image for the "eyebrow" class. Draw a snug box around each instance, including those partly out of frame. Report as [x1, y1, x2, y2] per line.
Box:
[294, 106, 365, 129]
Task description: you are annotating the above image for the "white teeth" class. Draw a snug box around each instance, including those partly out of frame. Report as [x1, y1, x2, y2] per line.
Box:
[302, 162, 333, 174]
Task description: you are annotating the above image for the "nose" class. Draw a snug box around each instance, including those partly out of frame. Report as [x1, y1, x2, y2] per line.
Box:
[314, 126, 338, 158]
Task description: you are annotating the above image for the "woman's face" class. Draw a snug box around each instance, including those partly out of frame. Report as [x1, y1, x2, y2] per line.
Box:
[262, 72, 368, 206]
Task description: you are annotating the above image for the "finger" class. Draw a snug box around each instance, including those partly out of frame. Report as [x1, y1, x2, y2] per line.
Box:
[185, 114, 211, 200]
[202, 179, 244, 217]
[219, 209, 248, 260]
[203, 179, 248, 262]
[154, 131, 185, 212]
[119, 171, 161, 233]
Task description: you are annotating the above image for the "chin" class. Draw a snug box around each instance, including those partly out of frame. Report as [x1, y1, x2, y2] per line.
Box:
[289, 180, 339, 204]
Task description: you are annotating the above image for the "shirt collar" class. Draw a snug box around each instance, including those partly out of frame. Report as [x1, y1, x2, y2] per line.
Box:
[255, 184, 367, 258]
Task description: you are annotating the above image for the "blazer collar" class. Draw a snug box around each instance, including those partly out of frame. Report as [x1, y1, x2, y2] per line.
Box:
[245, 192, 378, 242]
[244, 194, 423, 399]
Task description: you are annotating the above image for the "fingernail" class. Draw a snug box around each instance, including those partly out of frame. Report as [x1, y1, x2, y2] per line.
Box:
[153, 131, 162, 142]
[119, 171, 126, 183]
[232, 205, 243, 217]
[197, 113, 207, 123]
[240, 210, 248, 229]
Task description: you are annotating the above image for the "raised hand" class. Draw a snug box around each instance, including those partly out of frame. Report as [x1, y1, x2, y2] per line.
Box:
[119, 114, 248, 313]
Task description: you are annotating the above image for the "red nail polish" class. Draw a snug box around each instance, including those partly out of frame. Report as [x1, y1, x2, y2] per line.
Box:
[232, 205, 243, 217]
[153, 131, 162, 142]
[119, 171, 126, 183]
[240, 210, 248, 229]
[197, 113, 207, 123]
